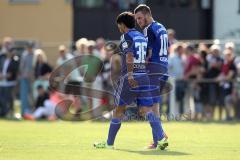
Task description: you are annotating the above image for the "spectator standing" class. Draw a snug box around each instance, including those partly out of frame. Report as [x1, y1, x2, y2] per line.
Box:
[184, 44, 202, 116]
[0, 37, 13, 55]
[168, 43, 186, 114]
[233, 63, 240, 120]
[32, 49, 52, 99]
[217, 49, 237, 121]
[167, 29, 177, 46]
[184, 45, 202, 79]
[95, 37, 106, 59]
[81, 40, 103, 117]
[204, 44, 223, 120]
[19, 43, 35, 118]
[74, 38, 88, 56]
[34, 49, 52, 79]
[0, 48, 19, 117]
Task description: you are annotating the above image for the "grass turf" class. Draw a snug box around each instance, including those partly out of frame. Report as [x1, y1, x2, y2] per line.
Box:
[0, 120, 240, 160]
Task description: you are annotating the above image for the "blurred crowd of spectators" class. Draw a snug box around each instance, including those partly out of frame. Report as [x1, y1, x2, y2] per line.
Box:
[1, 31, 240, 121]
[0, 36, 120, 121]
[168, 29, 240, 121]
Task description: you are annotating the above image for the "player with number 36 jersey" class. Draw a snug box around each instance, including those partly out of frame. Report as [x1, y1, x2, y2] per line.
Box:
[119, 27, 148, 75]
[116, 15, 153, 107]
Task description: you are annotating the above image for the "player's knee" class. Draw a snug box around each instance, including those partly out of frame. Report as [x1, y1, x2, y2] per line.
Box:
[139, 107, 152, 116]
[152, 104, 160, 115]
[113, 106, 125, 118]
[138, 109, 145, 117]
[153, 103, 160, 109]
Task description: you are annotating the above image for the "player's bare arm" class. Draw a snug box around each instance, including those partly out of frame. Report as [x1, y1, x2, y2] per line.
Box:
[146, 48, 152, 64]
[126, 52, 138, 88]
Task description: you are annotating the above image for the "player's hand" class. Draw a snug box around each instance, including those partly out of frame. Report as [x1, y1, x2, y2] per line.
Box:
[145, 59, 149, 65]
[128, 76, 138, 88]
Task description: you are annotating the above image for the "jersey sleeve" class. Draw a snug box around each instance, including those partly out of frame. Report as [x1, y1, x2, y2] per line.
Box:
[147, 27, 156, 50]
[120, 33, 134, 54]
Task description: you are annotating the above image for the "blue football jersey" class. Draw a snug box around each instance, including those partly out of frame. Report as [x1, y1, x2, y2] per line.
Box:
[119, 29, 148, 75]
[115, 29, 153, 107]
[144, 21, 168, 65]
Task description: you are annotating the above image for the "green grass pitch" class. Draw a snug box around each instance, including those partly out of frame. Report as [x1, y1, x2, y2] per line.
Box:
[0, 120, 240, 160]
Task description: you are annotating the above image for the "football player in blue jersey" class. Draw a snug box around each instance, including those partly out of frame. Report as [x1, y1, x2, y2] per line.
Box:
[134, 4, 169, 149]
[93, 11, 168, 150]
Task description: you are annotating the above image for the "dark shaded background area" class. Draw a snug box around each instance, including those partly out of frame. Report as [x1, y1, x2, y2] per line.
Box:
[73, 0, 213, 41]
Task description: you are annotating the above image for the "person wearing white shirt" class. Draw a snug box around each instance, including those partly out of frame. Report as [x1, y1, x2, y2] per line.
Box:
[168, 43, 186, 114]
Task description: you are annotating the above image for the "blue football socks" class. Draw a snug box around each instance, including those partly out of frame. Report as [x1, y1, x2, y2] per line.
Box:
[146, 112, 164, 146]
[107, 118, 121, 146]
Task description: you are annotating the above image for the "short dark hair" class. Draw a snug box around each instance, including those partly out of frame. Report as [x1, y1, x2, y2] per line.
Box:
[37, 85, 44, 90]
[186, 45, 195, 52]
[134, 4, 151, 15]
[27, 41, 35, 48]
[116, 12, 135, 29]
